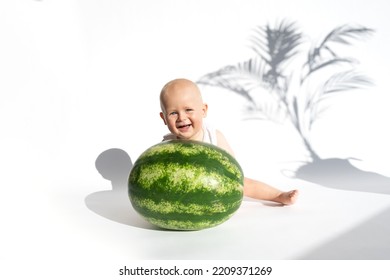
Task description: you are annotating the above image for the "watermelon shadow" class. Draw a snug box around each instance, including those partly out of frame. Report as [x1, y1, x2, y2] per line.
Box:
[85, 148, 158, 230]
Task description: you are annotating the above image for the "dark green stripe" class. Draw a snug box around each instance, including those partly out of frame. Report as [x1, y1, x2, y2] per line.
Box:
[130, 158, 242, 194]
[130, 193, 243, 212]
[134, 140, 244, 185]
[131, 200, 241, 224]
[129, 181, 243, 206]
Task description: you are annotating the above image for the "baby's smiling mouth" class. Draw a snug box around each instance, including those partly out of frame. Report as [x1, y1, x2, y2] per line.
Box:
[177, 124, 192, 129]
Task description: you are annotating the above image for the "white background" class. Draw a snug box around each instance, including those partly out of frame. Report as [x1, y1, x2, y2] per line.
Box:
[1, 0, 390, 279]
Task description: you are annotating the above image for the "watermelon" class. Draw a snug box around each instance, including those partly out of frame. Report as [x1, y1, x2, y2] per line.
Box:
[128, 140, 244, 230]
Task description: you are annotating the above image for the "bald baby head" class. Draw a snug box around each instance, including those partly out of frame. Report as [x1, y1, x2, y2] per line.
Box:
[159, 78, 204, 113]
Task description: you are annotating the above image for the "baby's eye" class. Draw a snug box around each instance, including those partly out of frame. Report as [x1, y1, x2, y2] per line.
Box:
[185, 108, 194, 112]
[169, 111, 178, 116]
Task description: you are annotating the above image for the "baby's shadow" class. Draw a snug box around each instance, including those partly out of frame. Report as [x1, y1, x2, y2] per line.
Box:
[85, 148, 157, 230]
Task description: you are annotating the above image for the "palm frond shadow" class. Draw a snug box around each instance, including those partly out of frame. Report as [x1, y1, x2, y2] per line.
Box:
[286, 158, 390, 195]
[198, 20, 390, 194]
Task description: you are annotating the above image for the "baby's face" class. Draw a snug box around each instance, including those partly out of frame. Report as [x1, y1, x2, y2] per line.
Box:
[160, 82, 207, 141]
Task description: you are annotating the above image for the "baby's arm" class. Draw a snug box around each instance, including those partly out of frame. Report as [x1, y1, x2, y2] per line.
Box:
[243, 177, 298, 205]
[215, 129, 236, 156]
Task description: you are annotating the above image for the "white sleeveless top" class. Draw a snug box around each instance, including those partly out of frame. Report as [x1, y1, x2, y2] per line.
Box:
[162, 122, 218, 145]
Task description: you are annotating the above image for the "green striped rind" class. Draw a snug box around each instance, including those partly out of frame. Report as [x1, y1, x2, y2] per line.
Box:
[132, 198, 242, 230]
[128, 140, 244, 230]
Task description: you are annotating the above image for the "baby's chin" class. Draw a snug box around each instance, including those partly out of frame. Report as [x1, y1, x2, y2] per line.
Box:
[174, 133, 197, 141]
[176, 135, 193, 140]
[172, 126, 203, 141]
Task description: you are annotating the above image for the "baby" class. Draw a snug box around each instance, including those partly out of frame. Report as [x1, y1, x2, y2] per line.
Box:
[159, 78, 298, 205]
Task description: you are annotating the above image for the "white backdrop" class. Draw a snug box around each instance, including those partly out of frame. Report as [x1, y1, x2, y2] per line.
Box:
[1, 0, 390, 279]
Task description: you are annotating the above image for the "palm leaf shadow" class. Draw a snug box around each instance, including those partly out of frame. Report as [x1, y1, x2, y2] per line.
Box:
[198, 20, 390, 194]
[291, 158, 390, 195]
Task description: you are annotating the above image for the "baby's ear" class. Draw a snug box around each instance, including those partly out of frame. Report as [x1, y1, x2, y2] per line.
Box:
[160, 112, 167, 125]
[202, 103, 208, 117]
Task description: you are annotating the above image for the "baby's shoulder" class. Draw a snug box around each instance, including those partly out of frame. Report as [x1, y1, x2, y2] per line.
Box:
[162, 133, 177, 141]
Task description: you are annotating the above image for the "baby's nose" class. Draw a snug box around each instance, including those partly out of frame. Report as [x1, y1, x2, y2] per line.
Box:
[178, 111, 187, 120]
